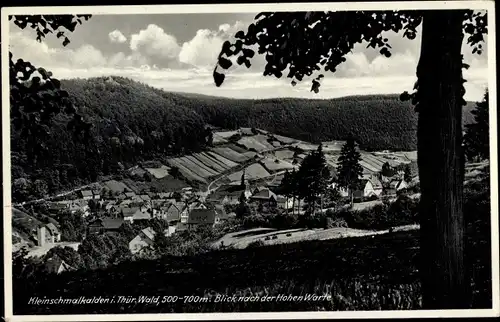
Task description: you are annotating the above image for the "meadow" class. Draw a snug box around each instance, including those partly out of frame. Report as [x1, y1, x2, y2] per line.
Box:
[14, 210, 491, 314]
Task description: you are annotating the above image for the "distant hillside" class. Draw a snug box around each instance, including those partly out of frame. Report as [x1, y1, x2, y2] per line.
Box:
[10, 76, 478, 200]
[183, 93, 477, 151]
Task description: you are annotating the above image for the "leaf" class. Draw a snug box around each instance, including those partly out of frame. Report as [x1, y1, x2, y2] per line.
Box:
[62, 37, 70, 47]
[400, 91, 411, 101]
[218, 57, 233, 70]
[242, 48, 255, 59]
[57, 31, 64, 38]
[235, 30, 245, 39]
[237, 56, 246, 65]
[311, 80, 321, 93]
[213, 70, 225, 87]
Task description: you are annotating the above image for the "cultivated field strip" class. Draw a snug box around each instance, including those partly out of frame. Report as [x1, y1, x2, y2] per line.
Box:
[206, 152, 239, 168]
[178, 157, 213, 178]
[202, 152, 233, 172]
[185, 155, 219, 177]
[193, 153, 227, 173]
[167, 158, 207, 183]
[212, 147, 249, 163]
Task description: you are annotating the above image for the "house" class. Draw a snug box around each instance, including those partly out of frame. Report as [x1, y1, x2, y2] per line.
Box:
[383, 178, 409, 196]
[121, 207, 151, 223]
[123, 191, 137, 199]
[80, 190, 93, 200]
[276, 195, 294, 209]
[186, 209, 219, 230]
[214, 204, 228, 221]
[42, 255, 75, 274]
[353, 180, 376, 199]
[361, 175, 383, 197]
[164, 225, 176, 237]
[92, 190, 101, 200]
[207, 185, 252, 205]
[154, 202, 183, 223]
[249, 188, 277, 207]
[158, 192, 174, 199]
[47, 202, 68, 214]
[36, 223, 61, 246]
[87, 217, 124, 234]
[139, 194, 151, 202]
[129, 227, 156, 254]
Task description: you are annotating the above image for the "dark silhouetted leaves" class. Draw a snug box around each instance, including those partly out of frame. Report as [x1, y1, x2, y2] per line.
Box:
[218, 57, 233, 70]
[213, 70, 225, 87]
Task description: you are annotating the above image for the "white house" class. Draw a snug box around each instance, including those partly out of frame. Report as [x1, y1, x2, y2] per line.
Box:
[36, 223, 61, 247]
[129, 227, 156, 254]
[80, 190, 93, 200]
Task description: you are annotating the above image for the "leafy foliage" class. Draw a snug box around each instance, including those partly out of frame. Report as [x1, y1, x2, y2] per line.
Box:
[9, 15, 92, 167]
[214, 10, 486, 93]
[464, 89, 489, 161]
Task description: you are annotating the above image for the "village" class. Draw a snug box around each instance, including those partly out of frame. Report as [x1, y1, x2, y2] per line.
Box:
[12, 128, 420, 273]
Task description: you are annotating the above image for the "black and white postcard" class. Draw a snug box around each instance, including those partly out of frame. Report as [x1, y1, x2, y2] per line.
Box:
[2, 1, 498, 321]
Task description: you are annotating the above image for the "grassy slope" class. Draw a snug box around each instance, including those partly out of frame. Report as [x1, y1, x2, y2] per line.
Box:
[14, 216, 490, 314]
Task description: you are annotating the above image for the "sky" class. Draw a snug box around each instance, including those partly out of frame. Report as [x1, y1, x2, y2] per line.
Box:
[8, 12, 489, 101]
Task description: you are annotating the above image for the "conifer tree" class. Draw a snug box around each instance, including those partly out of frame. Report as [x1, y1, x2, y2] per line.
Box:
[296, 144, 329, 215]
[337, 138, 363, 207]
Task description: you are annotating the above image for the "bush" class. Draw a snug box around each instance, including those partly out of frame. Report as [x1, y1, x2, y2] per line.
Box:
[243, 214, 269, 229]
[270, 212, 298, 229]
[326, 217, 348, 228]
[247, 239, 265, 248]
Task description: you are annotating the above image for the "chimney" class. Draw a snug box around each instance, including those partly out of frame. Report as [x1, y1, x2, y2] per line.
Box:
[37, 225, 46, 247]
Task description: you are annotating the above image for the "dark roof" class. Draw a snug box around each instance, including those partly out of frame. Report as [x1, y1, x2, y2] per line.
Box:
[102, 218, 124, 229]
[121, 207, 140, 217]
[251, 189, 277, 200]
[81, 190, 93, 197]
[43, 255, 64, 274]
[89, 217, 124, 230]
[187, 209, 216, 225]
[207, 185, 248, 201]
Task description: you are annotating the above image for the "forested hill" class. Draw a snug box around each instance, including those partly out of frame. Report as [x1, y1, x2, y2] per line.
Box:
[63, 76, 476, 150]
[10, 76, 476, 201]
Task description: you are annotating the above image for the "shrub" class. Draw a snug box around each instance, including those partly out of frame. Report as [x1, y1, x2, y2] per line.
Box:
[270, 212, 298, 229]
[243, 214, 268, 229]
[247, 239, 265, 248]
[326, 217, 348, 228]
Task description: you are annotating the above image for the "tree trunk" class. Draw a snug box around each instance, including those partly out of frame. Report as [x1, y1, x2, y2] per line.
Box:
[417, 10, 469, 309]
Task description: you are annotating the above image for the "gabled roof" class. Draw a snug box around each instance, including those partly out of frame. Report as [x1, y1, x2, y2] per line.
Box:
[89, 217, 124, 230]
[81, 190, 93, 197]
[251, 189, 277, 200]
[44, 255, 73, 274]
[214, 204, 228, 220]
[141, 227, 156, 241]
[187, 209, 216, 225]
[122, 207, 140, 217]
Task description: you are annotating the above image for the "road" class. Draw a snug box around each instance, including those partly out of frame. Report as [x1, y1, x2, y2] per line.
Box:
[17, 182, 98, 207]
